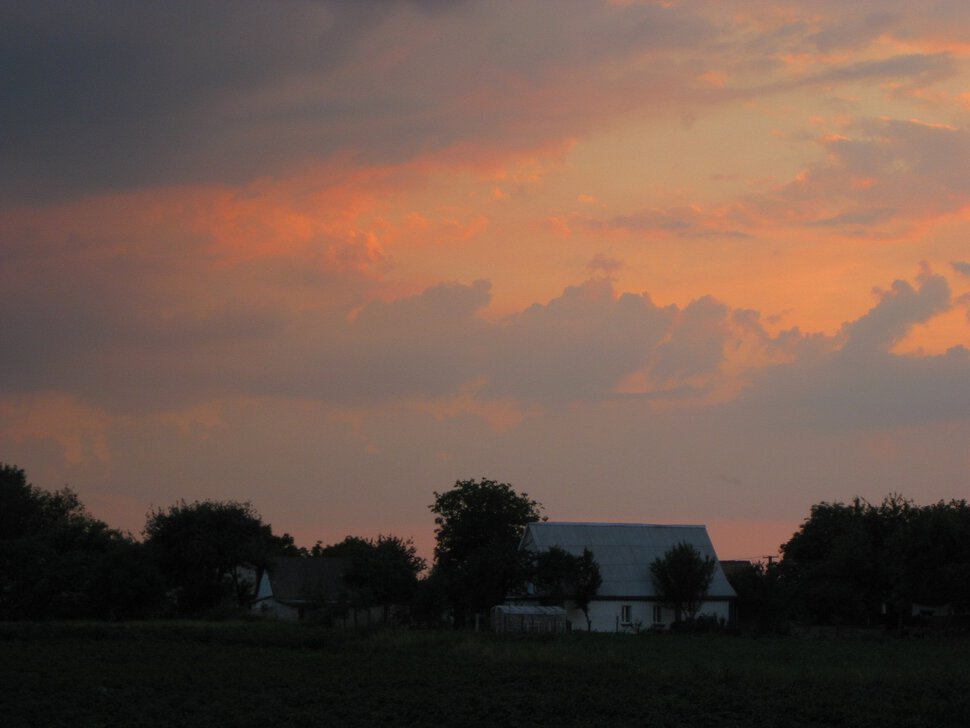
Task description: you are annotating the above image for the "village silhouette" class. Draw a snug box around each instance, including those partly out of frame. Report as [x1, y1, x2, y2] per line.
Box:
[4, 464, 967, 634]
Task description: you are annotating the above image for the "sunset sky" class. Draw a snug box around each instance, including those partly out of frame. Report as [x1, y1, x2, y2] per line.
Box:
[3, 0, 970, 561]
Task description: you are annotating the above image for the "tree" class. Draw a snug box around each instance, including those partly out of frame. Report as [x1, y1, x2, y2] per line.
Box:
[531, 545, 602, 631]
[430, 477, 543, 627]
[724, 560, 791, 633]
[0, 463, 88, 540]
[533, 546, 578, 605]
[144, 499, 291, 614]
[887, 499, 970, 619]
[411, 569, 450, 628]
[650, 541, 716, 623]
[779, 499, 877, 626]
[0, 463, 164, 620]
[574, 547, 602, 632]
[369, 535, 425, 621]
[313, 535, 375, 622]
[315, 534, 425, 624]
[779, 495, 917, 627]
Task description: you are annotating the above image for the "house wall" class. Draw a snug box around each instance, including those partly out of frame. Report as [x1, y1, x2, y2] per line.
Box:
[253, 598, 301, 621]
[566, 599, 732, 632]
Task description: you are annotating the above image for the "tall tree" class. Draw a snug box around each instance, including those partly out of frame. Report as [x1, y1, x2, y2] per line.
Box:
[144, 499, 291, 614]
[430, 478, 543, 627]
[650, 541, 717, 623]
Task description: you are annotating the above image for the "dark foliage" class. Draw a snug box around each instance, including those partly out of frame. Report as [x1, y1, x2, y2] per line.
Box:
[430, 477, 543, 626]
[724, 560, 790, 633]
[144, 499, 294, 615]
[313, 534, 425, 623]
[650, 541, 717, 623]
[0, 463, 164, 619]
[779, 495, 970, 627]
[532, 546, 602, 630]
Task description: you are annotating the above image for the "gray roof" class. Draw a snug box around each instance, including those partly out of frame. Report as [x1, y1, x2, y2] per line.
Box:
[520, 522, 736, 599]
[261, 557, 347, 604]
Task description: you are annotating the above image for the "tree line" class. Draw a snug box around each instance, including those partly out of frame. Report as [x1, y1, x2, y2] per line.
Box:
[3, 463, 969, 630]
[729, 495, 970, 632]
[0, 467, 546, 622]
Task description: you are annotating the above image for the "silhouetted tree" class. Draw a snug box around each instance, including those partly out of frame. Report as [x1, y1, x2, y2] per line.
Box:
[574, 547, 602, 631]
[430, 477, 543, 627]
[0, 463, 87, 540]
[779, 496, 917, 626]
[144, 499, 291, 614]
[724, 560, 791, 633]
[650, 541, 716, 623]
[531, 545, 602, 630]
[370, 535, 425, 621]
[886, 499, 970, 621]
[533, 546, 578, 605]
[411, 569, 451, 628]
[0, 463, 164, 619]
[777, 494, 970, 629]
[315, 534, 425, 623]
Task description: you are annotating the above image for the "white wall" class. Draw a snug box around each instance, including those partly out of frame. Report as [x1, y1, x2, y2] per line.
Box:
[565, 599, 731, 633]
[253, 598, 300, 620]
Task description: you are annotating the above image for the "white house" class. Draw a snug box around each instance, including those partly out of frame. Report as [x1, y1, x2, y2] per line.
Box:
[516, 522, 737, 632]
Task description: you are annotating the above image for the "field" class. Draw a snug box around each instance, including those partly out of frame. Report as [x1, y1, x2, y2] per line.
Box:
[2, 622, 968, 727]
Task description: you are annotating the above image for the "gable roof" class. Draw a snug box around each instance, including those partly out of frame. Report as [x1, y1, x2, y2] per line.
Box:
[255, 557, 347, 604]
[520, 522, 736, 599]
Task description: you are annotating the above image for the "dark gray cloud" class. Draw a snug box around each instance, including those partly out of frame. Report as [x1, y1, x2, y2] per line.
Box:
[808, 11, 894, 51]
[840, 271, 950, 355]
[740, 343, 970, 431]
[811, 53, 954, 89]
[583, 207, 752, 239]
[746, 118, 970, 232]
[0, 1, 405, 199]
[485, 280, 676, 402]
[0, 234, 681, 410]
[0, 0, 726, 201]
[650, 296, 730, 384]
[5, 0, 958, 204]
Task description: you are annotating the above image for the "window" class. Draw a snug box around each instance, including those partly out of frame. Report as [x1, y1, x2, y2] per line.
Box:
[620, 604, 632, 624]
[653, 605, 663, 624]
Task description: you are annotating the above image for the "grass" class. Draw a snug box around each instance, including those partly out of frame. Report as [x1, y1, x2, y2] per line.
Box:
[1, 621, 968, 727]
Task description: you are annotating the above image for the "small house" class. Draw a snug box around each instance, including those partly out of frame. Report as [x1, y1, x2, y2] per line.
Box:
[252, 557, 347, 621]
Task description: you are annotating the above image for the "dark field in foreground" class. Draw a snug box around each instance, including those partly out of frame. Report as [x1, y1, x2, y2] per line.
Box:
[2, 622, 968, 727]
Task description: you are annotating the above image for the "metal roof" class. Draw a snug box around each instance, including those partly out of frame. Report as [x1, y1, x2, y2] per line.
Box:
[520, 522, 736, 599]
